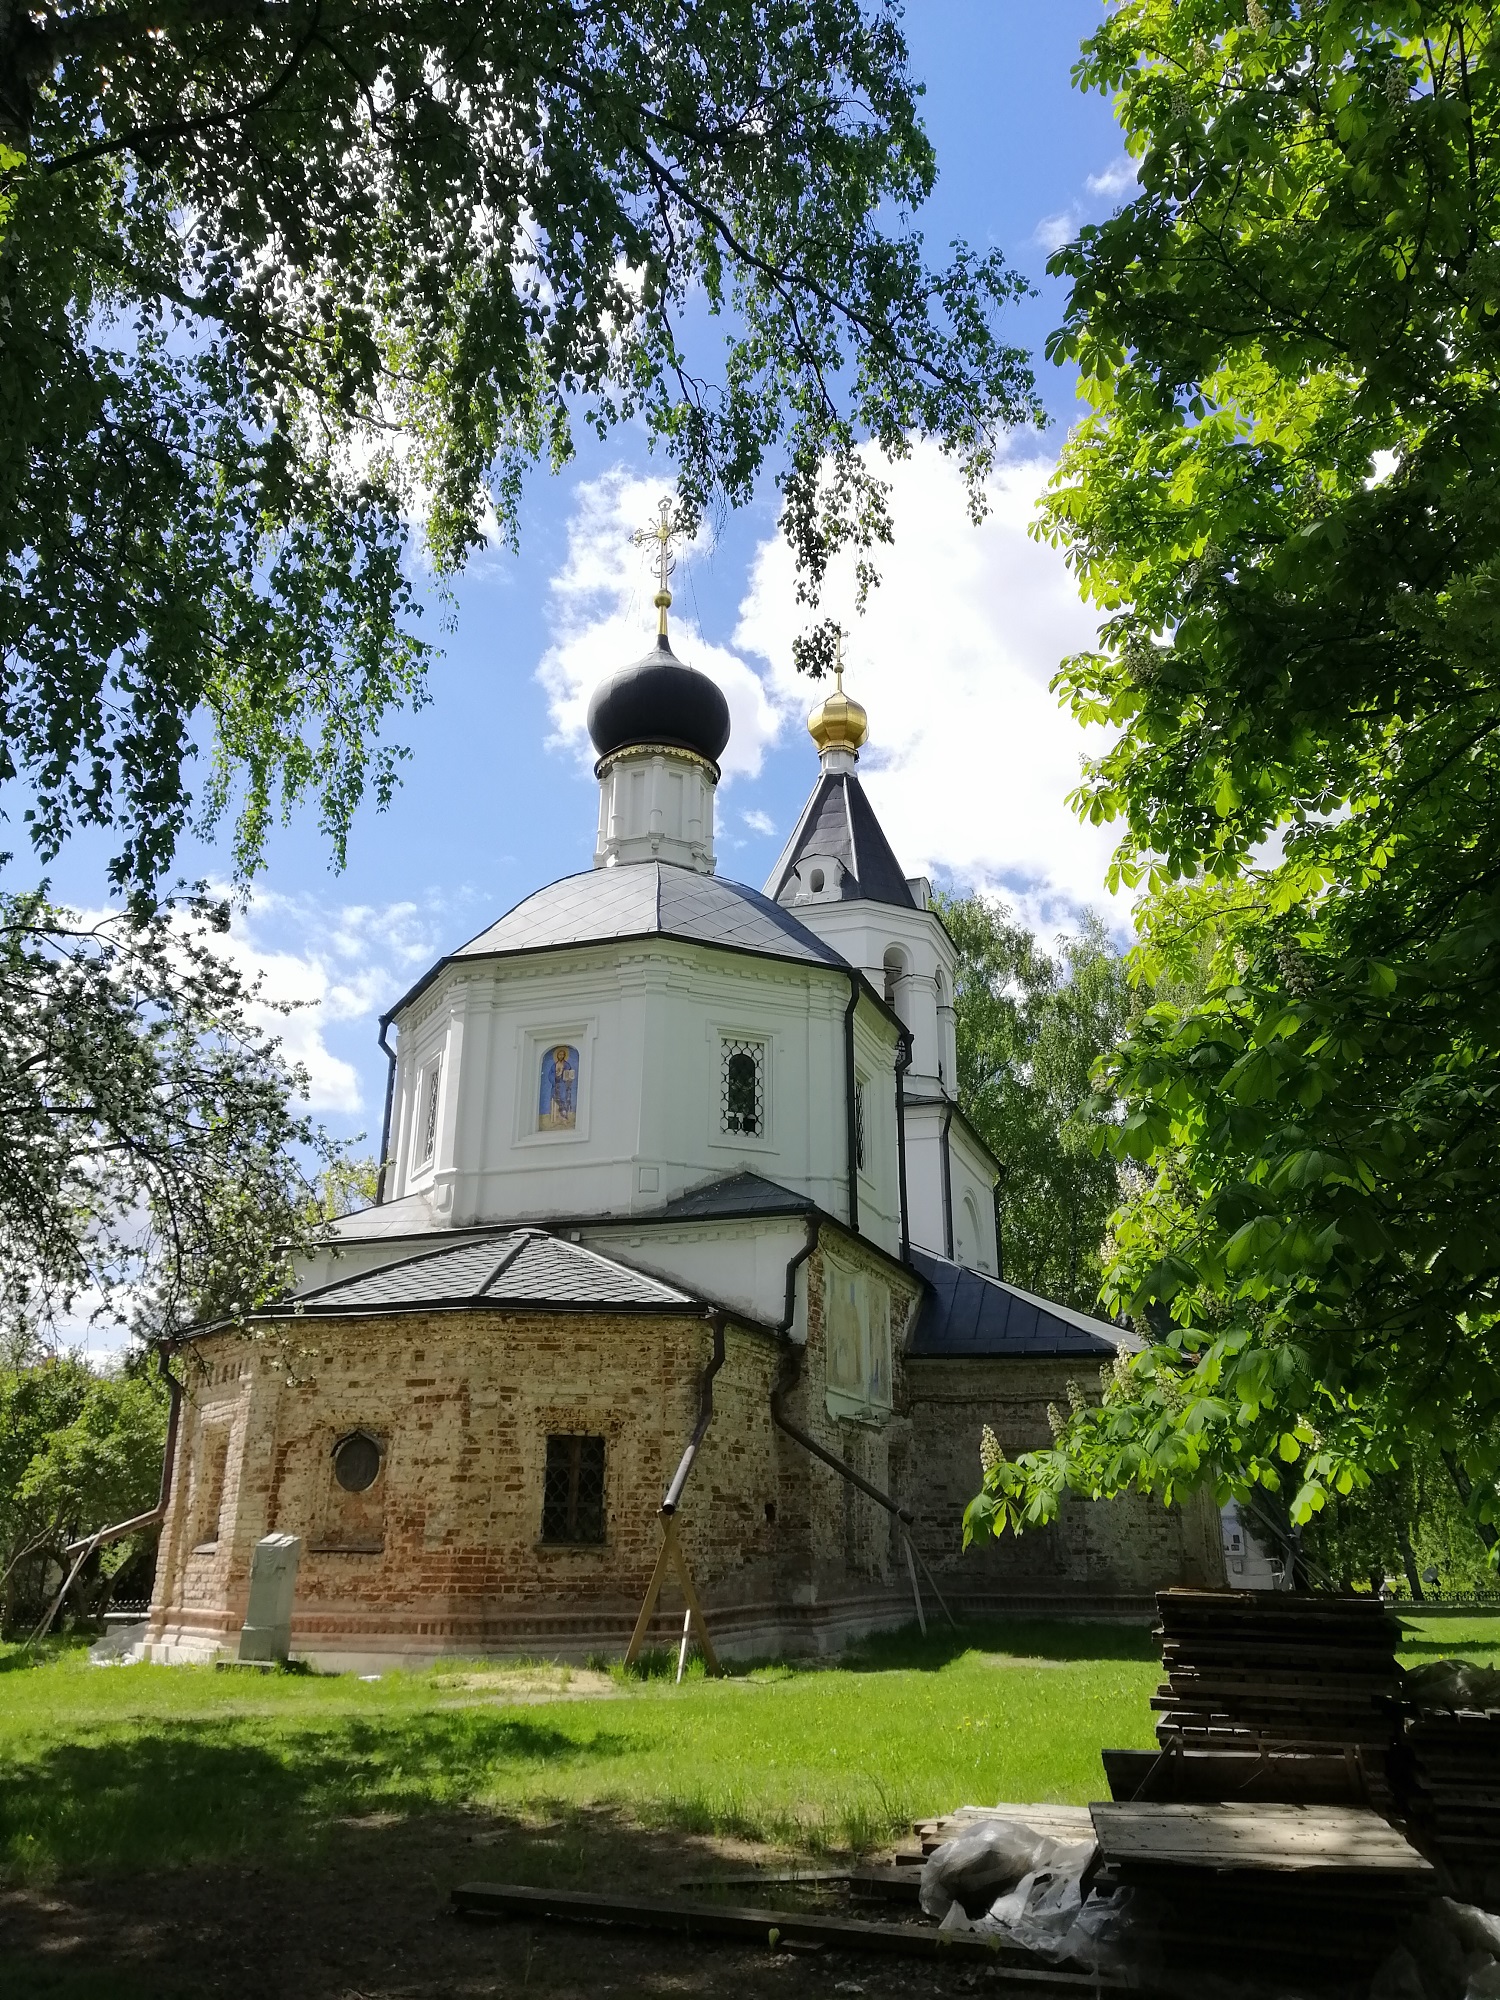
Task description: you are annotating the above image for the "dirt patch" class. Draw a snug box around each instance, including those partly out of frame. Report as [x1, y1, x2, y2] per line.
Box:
[0, 1808, 1032, 2000]
[429, 1666, 622, 1705]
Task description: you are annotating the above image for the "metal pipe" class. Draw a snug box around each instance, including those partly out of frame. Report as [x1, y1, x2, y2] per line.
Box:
[894, 1028, 912, 1265]
[939, 1103, 955, 1260]
[842, 973, 860, 1235]
[661, 1313, 726, 1515]
[375, 1016, 398, 1204]
[770, 1349, 914, 1526]
[780, 1218, 819, 1335]
[63, 1344, 183, 1557]
[770, 1349, 956, 1627]
[42, 1345, 184, 1644]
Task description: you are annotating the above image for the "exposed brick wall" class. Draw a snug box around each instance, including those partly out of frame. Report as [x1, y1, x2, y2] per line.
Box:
[903, 1357, 1224, 1602]
[147, 1235, 1219, 1665]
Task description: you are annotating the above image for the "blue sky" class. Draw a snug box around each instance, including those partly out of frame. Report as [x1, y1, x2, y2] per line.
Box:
[19, 3, 1133, 1195]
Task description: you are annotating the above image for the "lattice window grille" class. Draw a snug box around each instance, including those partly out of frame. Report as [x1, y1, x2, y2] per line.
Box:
[541, 1434, 606, 1544]
[720, 1039, 765, 1136]
[855, 1080, 867, 1172]
[416, 1060, 441, 1167]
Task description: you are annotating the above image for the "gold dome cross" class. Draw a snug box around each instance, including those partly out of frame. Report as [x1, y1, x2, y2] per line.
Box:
[808, 630, 869, 755]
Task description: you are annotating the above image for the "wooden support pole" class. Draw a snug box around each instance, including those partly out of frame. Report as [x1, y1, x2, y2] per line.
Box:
[623, 1524, 674, 1668]
[900, 1532, 926, 1637]
[623, 1512, 722, 1676]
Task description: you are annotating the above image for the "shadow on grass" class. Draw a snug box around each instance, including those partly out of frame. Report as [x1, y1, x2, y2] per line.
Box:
[0, 1709, 640, 1883]
[834, 1614, 1159, 1674]
[1, 1795, 959, 2000]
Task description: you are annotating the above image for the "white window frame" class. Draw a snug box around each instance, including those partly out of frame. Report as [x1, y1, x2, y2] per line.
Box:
[515, 1020, 596, 1146]
[710, 1027, 774, 1152]
[410, 1054, 443, 1178]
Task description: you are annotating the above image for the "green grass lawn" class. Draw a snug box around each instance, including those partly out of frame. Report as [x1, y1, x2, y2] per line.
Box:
[2, 1612, 1495, 1888]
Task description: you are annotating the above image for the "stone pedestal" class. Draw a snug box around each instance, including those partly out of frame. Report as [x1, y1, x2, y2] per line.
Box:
[237, 1532, 302, 1663]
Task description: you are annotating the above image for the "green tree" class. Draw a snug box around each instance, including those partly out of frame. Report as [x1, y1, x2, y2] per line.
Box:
[0, 1354, 168, 1632]
[1301, 1440, 1495, 1602]
[941, 893, 1131, 1312]
[1, 1, 1039, 895]
[0, 885, 338, 1350]
[967, 5, 1500, 1559]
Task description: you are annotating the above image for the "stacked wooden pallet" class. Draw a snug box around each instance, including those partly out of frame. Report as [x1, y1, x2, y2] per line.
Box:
[1400, 1704, 1500, 1895]
[1152, 1587, 1403, 1763]
[1086, 1799, 1435, 1973]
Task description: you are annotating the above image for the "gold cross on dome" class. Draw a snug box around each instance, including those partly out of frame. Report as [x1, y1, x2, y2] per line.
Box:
[633, 496, 686, 637]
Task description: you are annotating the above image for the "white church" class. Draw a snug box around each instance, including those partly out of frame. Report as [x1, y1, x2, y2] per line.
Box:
[143, 552, 1222, 1668]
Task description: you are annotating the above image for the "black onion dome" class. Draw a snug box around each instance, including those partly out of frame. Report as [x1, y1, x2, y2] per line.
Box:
[586, 635, 731, 766]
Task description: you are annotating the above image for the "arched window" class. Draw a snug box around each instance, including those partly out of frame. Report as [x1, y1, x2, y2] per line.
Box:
[934, 969, 950, 1086]
[883, 945, 910, 1025]
[959, 1191, 981, 1268]
[721, 1039, 765, 1135]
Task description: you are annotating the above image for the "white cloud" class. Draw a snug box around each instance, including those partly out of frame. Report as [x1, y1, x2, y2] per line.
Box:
[741, 808, 777, 836]
[1033, 157, 1139, 258]
[537, 467, 789, 782]
[1033, 209, 1080, 253]
[734, 438, 1124, 929]
[219, 892, 443, 1115]
[1086, 156, 1139, 200]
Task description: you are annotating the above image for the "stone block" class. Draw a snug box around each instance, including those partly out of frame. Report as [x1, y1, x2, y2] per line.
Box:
[238, 1532, 302, 1662]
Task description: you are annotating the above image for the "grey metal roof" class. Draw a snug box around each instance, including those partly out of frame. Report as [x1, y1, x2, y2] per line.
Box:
[906, 1247, 1134, 1360]
[450, 865, 848, 972]
[658, 1172, 817, 1221]
[290, 1230, 701, 1315]
[765, 772, 917, 910]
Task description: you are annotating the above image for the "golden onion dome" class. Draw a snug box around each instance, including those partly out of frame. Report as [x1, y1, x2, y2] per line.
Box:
[807, 663, 868, 755]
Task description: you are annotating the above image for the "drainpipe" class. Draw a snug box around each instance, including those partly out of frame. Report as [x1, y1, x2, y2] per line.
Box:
[769, 1347, 956, 1628]
[375, 1016, 398, 1204]
[894, 1028, 913, 1265]
[940, 1103, 955, 1260]
[63, 1342, 183, 1557]
[40, 1344, 185, 1643]
[661, 1313, 726, 1515]
[780, 1217, 819, 1336]
[843, 973, 860, 1235]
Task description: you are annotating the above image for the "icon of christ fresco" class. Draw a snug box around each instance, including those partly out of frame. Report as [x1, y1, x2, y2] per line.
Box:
[538, 1044, 579, 1130]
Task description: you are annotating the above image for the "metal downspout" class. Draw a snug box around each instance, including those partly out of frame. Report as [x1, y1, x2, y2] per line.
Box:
[780, 1218, 820, 1336]
[42, 1345, 185, 1643]
[895, 1028, 912, 1265]
[940, 1102, 955, 1260]
[769, 1345, 956, 1628]
[375, 1017, 398, 1204]
[63, 1342, 184, 1557]
[843, 973, 860, 1235]
[661, 1313, 727, 1515]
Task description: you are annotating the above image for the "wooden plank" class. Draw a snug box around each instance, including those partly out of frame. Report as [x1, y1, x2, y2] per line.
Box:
[920, 1804, 1097, 1845]
[1089, 1802, 1434, 1880]
[450, 1881, 1132, 1986]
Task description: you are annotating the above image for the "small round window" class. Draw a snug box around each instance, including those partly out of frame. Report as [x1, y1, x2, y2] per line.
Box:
[332, 1431, 382, 1494]
[809, 867, 825, 893]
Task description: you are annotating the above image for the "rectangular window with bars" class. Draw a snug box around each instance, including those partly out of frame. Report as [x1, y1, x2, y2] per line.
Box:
[541, 1434, 606, 1544]
[854, 1078, 867, 1172]
[720, 1038, 765, 1136]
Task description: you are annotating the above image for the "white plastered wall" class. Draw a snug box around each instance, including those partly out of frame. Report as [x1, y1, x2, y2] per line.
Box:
[381, 939, 904, 1254]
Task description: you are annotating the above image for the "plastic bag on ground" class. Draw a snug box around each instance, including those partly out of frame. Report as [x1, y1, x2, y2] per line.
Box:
[1404, 1659, 1500, 1712]
[1445, 1903, 1500, 1960]
[918, 1818, 1091, 1921]
[922, 1816, 1132, 1973]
